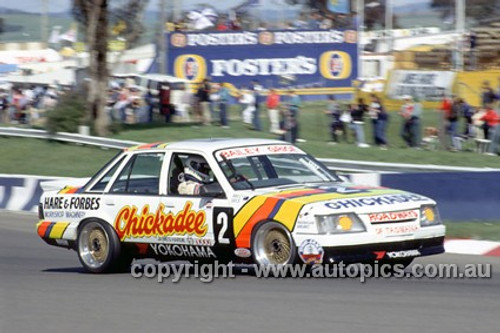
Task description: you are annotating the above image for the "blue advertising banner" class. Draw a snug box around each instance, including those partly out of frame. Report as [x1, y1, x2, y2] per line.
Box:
[150, 29, 358, 96]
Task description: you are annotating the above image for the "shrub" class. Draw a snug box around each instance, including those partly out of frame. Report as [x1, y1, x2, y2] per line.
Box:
[46, 91, 88, 134]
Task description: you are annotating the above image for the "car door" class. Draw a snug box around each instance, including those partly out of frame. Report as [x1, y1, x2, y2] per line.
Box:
[103, 151, 165, 244]
[157, 151, 234, 261]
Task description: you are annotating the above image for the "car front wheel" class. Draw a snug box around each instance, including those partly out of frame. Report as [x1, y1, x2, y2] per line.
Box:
[252, 222, 297, 266]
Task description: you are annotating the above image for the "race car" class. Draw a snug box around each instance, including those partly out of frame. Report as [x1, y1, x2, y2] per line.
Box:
[37, 138, 445, 273]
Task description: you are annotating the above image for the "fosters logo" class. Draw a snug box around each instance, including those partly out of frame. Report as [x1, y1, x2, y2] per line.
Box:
[174, 54, 207, 83]
[319, 51, 352, 80]
[114, 202, 207, 241]
[174, 51, 352, 81]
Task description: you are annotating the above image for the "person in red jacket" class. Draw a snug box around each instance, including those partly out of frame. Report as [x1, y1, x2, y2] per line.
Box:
[480, 104, 499, 139]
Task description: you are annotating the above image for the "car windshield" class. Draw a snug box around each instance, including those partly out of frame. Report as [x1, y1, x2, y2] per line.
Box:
[215, 145, 340, 190]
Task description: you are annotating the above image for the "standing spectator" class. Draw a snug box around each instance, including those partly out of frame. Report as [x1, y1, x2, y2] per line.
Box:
[209, 82, 220, 122]
[159, 85, 173, 123]
[468, 31, 477, 70]
[324, 95, 344, 144]
[369, 94, 388, 149]
[287, 90, 302, 143]
[400, 95, 414, 147]
[144, 89, 155, 123]
[239, 87, 255, 126]
[459, 97, 474, 136]
[216, 17, 229, 31]
[484, 107, 500, 155]
[250, 80, 263, 131]
[448, 96, 461, 150]
[350, 99, 369, 148]
[0, 90, 8, 123]
[480, 104, 499, 140]
[412, 97, 423, 147]
[196, 78, 211, 125]
[218, 82, 230, 128]
[481, 81, 496, 107]
[266, 88, 280, 134]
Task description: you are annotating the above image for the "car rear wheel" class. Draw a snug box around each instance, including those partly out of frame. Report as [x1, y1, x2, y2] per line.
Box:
[77, 220, 131, 273]
[252, 222, 296, 266]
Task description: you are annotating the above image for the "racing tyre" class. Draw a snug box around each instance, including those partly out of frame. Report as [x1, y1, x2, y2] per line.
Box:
[252, 222, 297, 266]
[77, 220, 132, 273]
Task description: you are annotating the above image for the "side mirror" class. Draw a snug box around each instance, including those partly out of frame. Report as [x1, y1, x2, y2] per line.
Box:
[200, 182, 225, 198]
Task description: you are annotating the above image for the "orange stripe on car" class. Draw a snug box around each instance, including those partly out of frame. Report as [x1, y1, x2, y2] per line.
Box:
[37, 221, 52, 238]
[235, 197, 281, 248]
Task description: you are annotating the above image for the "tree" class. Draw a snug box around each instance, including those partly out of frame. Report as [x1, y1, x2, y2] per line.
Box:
[73, 0, 148, 136]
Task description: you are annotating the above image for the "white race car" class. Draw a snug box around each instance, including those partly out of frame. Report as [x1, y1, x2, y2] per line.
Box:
[37, 138, 445, 273]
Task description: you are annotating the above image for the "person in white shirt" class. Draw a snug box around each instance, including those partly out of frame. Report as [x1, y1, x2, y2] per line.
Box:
[239, 88, 255, 126]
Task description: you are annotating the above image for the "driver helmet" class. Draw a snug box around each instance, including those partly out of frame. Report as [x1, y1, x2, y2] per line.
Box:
[184, 156, 211, 183]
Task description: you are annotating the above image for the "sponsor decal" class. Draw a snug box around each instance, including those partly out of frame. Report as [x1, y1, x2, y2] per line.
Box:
[174, 54, 207, 83]
[298, 239, 324, 264]
[373, 249, 421, 260]
[43, 196, 100, 210]
[295, 220, 316, 231]
[234, 248, 252, 258]
[114, 202, 207, 241]
[217, 145, 302, 160]
[375, 225, 419, 236]
[64, 211, 86, 219]
[151, 243, 216, 258]
[45, 211, 64, 218]
[386, 249, 421, 259]
[324, 194, 426, 210]
[319, 51, 352, 80]
[369, 210, 418, 224]
[157, 236, 214, 246]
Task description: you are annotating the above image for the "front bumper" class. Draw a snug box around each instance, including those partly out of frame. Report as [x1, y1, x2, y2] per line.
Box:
[321, 236, 445, 264]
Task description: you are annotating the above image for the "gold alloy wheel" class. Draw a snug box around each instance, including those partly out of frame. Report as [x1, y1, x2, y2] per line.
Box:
[253, 222, 295, 266]
[263, 229, 292, 265]
[78, 222, 110, 269]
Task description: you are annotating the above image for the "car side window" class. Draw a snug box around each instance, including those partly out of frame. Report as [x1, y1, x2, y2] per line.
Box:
[168, 152, 222, 197]
[110, 153, 164, 194]
[90, 156, 125, 192]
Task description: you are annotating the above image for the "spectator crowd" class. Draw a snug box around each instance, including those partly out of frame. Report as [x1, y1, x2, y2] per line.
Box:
[0, 85, 60, 125]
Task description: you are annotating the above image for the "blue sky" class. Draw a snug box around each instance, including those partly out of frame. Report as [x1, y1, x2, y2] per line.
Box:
[2, 0, 429, 14]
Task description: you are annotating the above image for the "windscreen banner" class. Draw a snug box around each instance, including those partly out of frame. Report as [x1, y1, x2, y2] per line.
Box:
[150, 29, 358, 96]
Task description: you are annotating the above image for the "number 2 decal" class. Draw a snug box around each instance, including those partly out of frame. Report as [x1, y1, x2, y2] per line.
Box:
[213, 207, 235, 247]
[216, 212, 230, 244]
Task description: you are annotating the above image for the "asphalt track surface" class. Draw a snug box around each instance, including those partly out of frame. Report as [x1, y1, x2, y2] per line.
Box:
[1, 211, 499, 333]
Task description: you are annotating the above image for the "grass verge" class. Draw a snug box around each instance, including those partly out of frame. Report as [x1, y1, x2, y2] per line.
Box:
[444, 222, 500, 242]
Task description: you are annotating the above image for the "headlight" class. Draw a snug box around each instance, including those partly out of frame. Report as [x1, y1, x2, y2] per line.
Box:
[420, 205, 442, 226]
[315, 214, 366, 234]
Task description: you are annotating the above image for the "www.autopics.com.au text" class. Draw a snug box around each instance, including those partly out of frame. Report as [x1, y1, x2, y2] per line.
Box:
[130, 261, 492, 283]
